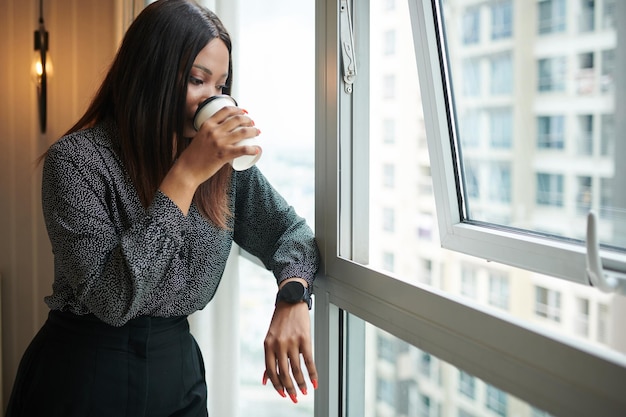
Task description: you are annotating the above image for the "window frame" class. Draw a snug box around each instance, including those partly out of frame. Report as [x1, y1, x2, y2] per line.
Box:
[313, 1, 626, 417]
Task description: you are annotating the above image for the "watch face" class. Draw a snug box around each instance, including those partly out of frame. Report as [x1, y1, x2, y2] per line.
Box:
[282, 281, 305, 302]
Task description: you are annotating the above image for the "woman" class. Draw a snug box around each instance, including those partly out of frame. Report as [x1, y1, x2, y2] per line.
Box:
[6, 1, 319, 416]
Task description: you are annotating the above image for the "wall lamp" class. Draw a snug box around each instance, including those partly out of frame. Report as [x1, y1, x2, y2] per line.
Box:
[32, 0, 53, 134]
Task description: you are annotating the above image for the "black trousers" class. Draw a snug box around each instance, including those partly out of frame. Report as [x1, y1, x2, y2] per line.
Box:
[6, 310, 208, 417]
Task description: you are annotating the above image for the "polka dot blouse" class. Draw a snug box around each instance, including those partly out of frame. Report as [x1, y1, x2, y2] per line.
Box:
[41, 121, 319, 327]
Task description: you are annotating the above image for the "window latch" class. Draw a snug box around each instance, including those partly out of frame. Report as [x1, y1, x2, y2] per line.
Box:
[340, 0, 357, 94]
[585, 211, 626, 295]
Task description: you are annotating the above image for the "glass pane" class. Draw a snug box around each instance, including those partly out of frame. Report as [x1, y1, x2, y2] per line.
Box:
[365, 0, 626, 358]
[440, 0, 625, 249]
[349, 315, 556, 417]
[238, 0, 315, 416]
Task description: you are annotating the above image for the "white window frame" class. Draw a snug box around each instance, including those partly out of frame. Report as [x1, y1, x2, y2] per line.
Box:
[313, 1, 626, 417]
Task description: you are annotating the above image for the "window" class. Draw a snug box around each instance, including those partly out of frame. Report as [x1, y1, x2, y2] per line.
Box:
[383, 118, 396, 144]
[462, 58, 481, 97]
[382, 207, 395, 232]
[601, 49, 615, 93]
[536, 173, 564, 207]
[579, 0, 596, 32]
[486, 385, 508, 417]
[488, 272, 510, 310]
[538, 57, 566, 92]
[576, 176, 593, 214]
[459, 371, 476, 399]
[383, 163, 395, 188]
[576, 114, 593, 155]
[462, 7, 480, 45]
[490, 53, 513, 95]
[491, 0, 513, 40]
[537, 115, 565, 149]
[535, 286, 562, 322]
[314, 1, 626, 417]
[574, 297, 590, 337]
[538, 0, 566, 34]
[489, 108, 512, 148]
[383, 29, 396, 55]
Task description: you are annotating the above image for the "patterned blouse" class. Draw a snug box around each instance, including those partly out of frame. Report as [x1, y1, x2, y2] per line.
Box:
[41, 121, 319, 327]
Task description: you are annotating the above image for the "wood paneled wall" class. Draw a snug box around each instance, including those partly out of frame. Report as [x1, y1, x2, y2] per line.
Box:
[0, 0, 118, 409]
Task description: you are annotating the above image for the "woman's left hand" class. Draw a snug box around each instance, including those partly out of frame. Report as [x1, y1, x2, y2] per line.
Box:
[263, 285, 318, 404]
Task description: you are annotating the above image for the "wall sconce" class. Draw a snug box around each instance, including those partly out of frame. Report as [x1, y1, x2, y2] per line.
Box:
[32, 0, 53, 134]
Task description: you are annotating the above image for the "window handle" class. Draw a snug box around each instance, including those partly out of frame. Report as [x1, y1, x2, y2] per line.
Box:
[586, 211, 626, 294]
[340, 0, 357, 93]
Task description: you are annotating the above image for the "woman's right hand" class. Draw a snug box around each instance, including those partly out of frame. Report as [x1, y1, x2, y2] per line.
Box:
[159, 106, 261, 215]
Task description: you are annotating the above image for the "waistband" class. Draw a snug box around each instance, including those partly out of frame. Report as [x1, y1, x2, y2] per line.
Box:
[45, 310, 190, 350]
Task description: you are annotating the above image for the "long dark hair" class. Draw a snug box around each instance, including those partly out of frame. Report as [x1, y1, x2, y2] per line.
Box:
[64, 0, 234, 228]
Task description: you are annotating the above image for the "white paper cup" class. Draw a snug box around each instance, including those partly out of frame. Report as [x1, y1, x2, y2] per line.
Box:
[193, 95, 261, 171]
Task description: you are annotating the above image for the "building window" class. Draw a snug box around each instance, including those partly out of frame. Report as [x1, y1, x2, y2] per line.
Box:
[489, 108, 512, 148]
[538, 57, 567, 92]
[576, 52, 595, 95]
[383, 207, 395, 232]
[490, 53, 513, 95]
[383, 118, 396, 144]
[538, 0, 566, 34]
[462, 58, 481, 97]
[574, 297, 590, 337]
[489, 272, 510, 310]
[576, 114, 593, 155]
[383, 163, 395, 188]
[459, 370, 476, 399]
[601, 49, 615, 93]
[602, 0, 616, 29]
[576, 176, 593, 214]
[383, 29, 396, 55]
[382, 251, 395, 272]
[488, 162, 511, 204]
[463, 162, 480, 200]
[383, 74, 396, 99]
[597, 303, 610, 344]
[486, 384, 508, 417]
[491, 0, 513, 40]
[537, 115, 565, 149]
[377, 333, 396, 363]
[536, 173, 564, 207]
[462, 7, 480, 44]
[460, 110, 481, 148]
[460, 265, 478, 299]
[376, 377, 396, 406]
[600, 113, 614, 156]
[579, 0, 596, 32]
[535, 286, 562, 322]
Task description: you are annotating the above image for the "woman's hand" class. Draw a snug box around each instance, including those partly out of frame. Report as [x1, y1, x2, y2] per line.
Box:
[159, 106, 260, 215]
[263, 280, 318, 404]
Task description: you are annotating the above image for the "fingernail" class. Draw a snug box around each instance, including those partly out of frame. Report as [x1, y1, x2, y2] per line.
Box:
[256, 128, 262, 136]
[241, 109, 249, 114]
[262, 371, 268, 386]
[278, 389, 286, 398]
[312, 379, 318, 390]
[289, 393, 298, 403]
[301, 386, 308, 395]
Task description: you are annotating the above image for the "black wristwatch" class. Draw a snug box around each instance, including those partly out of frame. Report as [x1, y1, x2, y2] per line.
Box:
[275, 281, 312, 310]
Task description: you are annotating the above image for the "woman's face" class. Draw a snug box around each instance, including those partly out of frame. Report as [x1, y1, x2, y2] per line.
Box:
[184, 38, 230, 138]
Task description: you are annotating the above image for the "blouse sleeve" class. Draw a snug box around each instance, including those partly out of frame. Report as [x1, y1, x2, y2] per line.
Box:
[232, 166, 320, 288]
[42, 137, 188, 326]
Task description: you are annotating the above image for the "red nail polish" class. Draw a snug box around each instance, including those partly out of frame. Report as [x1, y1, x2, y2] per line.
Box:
[289, 393, 298, 403]
[278, 389, 286, 398]
[301, 387, 308, 395]
[262, 371, 268, 386]
[312, 379, 318, 389]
